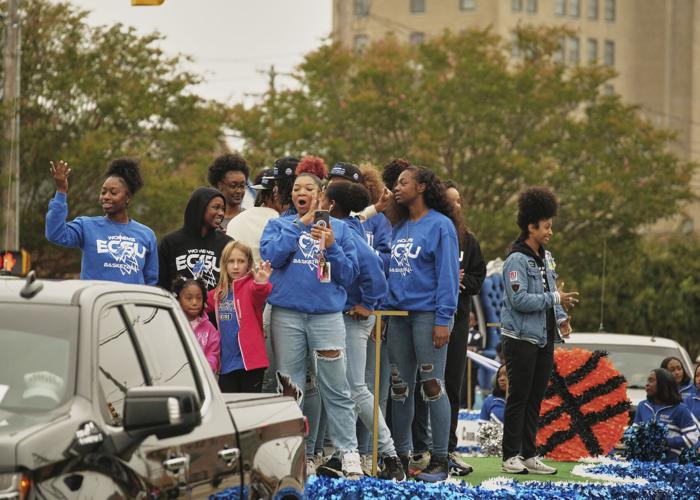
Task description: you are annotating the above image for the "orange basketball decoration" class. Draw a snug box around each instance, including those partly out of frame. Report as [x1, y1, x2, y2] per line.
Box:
[536, 348, 630, 461]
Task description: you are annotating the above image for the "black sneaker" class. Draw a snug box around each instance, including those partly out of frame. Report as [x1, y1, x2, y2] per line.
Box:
[316, 456, 343, 478]
[447, 452, 473, 476]
[415, 455, 449, 483]
[398, 454, 410, 475]
[378, 455, 406, 482]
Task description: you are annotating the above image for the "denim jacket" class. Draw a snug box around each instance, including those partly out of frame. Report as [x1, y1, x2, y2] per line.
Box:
[500, 249, 568, 347]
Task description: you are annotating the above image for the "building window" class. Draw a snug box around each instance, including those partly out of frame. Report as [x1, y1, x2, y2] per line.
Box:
[526, 0, 538, 13]
[512, 0, 522, 11]
[555, 0, 566, 16]
[604, 40, 615, 66]
[587, 38, 598, 63]
[604, 0, 615, 21]
[569, 0, 580, 17]
[603, 84, 614, 96]
[354, 34, 369, 53]
[410, 0, 426, 13]
[568, 36, 580, 64]
[554, 36, 565, 63]
[354, 0, 370, 17]
[588, 0, 599, 19]
[410, 31, 425, 45]
[510, 32, 521, 58]
[460, 0, 476, 10]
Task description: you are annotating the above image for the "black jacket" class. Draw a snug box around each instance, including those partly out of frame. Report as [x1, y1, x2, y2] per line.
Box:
[456, 231, 486, 318]
[158, 187, 233, 291]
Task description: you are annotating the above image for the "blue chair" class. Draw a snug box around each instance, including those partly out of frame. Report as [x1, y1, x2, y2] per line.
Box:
[475, 272, 505, 388]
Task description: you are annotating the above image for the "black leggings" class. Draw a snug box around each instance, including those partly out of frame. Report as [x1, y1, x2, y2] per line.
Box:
[501, 336, 554, 460]
[218, 368, 266, 393]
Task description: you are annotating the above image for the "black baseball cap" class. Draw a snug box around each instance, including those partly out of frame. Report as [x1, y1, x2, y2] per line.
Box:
[272, 156, 300, 179]
[252, 168, 275, 190]
[329, 162, 363, 183]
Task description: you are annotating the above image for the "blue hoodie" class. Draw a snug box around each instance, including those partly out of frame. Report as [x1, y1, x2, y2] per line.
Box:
[45, 192, 158, 285]
[362, 212, 392, 271]
[479, 395, 505, 425]
[344, 217, 387, 311]
[260, 215, 359, 314]
[634, 399, 700, 460]
[385, 209, 459, 326]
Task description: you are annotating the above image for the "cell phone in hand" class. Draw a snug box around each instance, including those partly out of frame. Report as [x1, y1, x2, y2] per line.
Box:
[313, 210, 330, 228]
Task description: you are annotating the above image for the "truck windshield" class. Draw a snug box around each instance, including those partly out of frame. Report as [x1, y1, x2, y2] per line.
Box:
[0, 304, 78, 412]
[561, 343, 688, 390]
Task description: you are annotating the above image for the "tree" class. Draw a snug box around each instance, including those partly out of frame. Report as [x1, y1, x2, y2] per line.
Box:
[231, 27, 697, 348]
[0, 0, 228, 276]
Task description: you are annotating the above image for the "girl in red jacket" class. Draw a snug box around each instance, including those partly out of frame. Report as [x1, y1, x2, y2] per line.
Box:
[208, 240, 272, 393]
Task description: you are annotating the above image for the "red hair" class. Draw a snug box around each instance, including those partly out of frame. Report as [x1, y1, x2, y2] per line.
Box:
[296, 155, 328, 179]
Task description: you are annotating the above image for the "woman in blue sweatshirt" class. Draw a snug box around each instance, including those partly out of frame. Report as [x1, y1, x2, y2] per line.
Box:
[46, 159, 158, 285]
[480, 365, 507, 425]
[661, 356, 694, 396]
[682, 364, 700, 426]
[634, 368, 700, 461]
[385, 165, 460, 482]
[317, 180, 405, 480]
[259, 172, 364, 479]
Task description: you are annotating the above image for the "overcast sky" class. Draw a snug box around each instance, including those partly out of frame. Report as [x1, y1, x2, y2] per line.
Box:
[66, 0, 333, 105]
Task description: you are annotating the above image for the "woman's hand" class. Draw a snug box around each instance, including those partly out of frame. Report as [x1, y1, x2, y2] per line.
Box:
[459, 269, 465, 290]
[298, 193, 318, 226]
[560, 318, 572, 338]
[50, 160, 71, 193]
[433, 325, 450, 349]
[253, 260, 272, 284]
[348, 304, 372, 321]
[558, 281, 579, 310]
[374, 187, 393, 213]
[310, 225, 335, 247]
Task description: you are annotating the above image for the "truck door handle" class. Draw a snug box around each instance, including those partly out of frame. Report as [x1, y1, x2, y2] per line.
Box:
[217, 447, 240, 467]
[163, 456, 188, 472]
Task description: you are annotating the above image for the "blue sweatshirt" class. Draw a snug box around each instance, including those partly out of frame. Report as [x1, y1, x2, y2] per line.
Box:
[385, 210, 460, 326]
[683, 385, 700, 428]
[344, 217, 387, 311]
[260, 215, 359, 314]
[479, 395, 505, 425]
[362, 213, 392, 271]
[46, 192, 158, 285]
[634, 399, 700, 459]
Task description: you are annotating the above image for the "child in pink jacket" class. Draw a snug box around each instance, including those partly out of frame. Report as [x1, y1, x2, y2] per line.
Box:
[173, 277, 221, 373]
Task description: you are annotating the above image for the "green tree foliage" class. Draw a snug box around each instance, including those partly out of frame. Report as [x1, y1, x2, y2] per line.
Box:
[231, 27, 698, 349]
[1, 0, 228, 276]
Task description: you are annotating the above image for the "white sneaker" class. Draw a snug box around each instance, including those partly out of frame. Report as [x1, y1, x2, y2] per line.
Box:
[522, 456, 557, 475]
[306, 457, 317, 476]
[360, 454, 374, 476]
[342, 451, 364, 480]
[501, 456, 528, 474]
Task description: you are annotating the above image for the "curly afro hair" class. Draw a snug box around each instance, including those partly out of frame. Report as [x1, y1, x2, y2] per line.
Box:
[382, 158, 410, 190]
[105, 158, 144, 195]
[359, 162, 384, 204]
[296, 155, 328, 179]
[207, 153, 250, 187]
[324, 181, 370, 216]
[396, 166, 466, 242]
[516, 186, 559, 236]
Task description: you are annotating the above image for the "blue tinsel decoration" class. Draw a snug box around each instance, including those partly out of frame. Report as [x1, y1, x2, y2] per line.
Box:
[622, 421, 668, 462]
[680, 447, 700, 466]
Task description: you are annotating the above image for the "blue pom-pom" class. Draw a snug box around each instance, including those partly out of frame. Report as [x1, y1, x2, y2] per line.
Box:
[623, 421, 668, 462]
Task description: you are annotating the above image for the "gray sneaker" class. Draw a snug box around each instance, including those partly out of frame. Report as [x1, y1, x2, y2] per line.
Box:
[501, 455, 528, 474]
[522, 456, 557, 475]
[342, 451, 364, 480]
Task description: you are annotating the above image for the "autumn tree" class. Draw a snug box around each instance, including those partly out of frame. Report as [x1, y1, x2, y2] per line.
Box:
[0, 0, 228, 277]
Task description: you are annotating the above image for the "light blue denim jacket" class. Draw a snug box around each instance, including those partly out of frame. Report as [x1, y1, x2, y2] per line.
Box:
[500, 249, 568, 347]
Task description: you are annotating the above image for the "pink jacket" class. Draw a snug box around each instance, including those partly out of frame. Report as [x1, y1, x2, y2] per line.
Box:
[207, 273, 272, 371]
[190, 314, 221, 373]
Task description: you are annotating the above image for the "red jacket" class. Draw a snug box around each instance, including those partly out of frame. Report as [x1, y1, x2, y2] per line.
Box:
[207, 273, 271, 371]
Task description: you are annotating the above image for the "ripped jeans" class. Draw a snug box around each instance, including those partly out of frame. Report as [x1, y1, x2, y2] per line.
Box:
[386, 311, 451, 458]
[270, 306, 359, 453]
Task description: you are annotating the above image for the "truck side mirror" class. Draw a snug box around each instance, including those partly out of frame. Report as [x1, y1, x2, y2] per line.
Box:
[123, 387, 201, 440]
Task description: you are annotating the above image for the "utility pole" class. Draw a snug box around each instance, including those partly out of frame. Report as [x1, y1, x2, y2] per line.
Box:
[2, 0, 21, 252]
